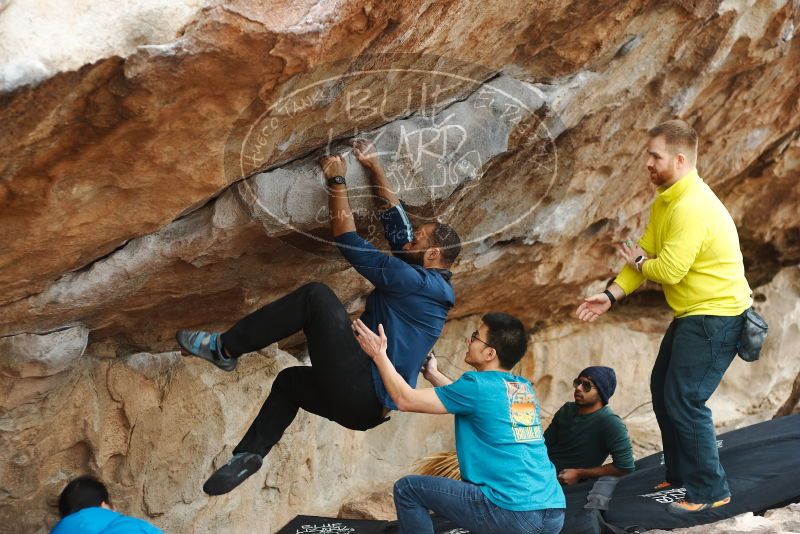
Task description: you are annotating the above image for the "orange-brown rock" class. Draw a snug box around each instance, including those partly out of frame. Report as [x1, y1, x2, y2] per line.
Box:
[1, 0, 799, 532]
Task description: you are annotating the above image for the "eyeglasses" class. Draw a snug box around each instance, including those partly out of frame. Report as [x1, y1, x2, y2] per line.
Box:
[573, 378, 595, 392]
[469, 331, 494, 349]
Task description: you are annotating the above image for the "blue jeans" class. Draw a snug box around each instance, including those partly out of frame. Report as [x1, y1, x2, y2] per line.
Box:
[393, 475, 564, 534]
[651, 314, 745, 503]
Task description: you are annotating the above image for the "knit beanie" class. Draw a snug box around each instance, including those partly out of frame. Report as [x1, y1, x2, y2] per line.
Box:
[579, 366, 617, 405]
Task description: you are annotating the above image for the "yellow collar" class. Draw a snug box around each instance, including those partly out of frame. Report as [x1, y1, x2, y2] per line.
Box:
[658, 168, 699, 203]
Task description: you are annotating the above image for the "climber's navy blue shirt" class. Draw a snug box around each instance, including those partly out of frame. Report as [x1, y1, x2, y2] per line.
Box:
[335, 205, 454, 410]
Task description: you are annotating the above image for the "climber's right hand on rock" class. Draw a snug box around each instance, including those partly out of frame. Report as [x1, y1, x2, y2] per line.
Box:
[352, 138, 380, 171]
[576, 293, 612, 322]
[320, 154, 346, 178]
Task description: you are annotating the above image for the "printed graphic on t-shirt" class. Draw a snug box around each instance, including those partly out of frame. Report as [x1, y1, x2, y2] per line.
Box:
[506, 382, 543, 442]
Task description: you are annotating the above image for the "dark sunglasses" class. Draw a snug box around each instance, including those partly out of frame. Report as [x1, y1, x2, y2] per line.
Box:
[573, 378, 595, 392]
[469, 331, 494, 349]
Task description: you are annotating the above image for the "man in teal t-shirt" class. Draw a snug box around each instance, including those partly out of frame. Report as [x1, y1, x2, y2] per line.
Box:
[353, 313, 565, 534]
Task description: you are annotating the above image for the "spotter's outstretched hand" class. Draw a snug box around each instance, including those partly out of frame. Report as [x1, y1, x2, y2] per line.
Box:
[352, 319, 388, 360]
[576, 293, 612, 322]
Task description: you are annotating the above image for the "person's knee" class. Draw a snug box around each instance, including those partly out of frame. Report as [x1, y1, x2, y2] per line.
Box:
[301, 282, 335, 301]
[272, 367, 302, 393]
[300, 282, 340, 308]
[663, 391, 700, 426]
[393, 476, 416, 503]
[394, 477, 408, 497]
[300, 282, 342, 317]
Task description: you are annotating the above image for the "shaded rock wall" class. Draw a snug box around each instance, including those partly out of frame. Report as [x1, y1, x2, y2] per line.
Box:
[1, 0, 799, 532]
[0, 346, 453, 533]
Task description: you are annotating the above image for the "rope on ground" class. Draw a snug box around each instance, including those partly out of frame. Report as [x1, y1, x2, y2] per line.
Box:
[622, 401, 653, 420]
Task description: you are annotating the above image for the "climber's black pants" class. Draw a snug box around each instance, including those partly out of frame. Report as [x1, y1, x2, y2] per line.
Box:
[220, 282, 386, 457]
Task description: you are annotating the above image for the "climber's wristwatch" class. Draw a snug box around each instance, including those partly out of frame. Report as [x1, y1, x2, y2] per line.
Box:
[326, 175, 346, 188]
[634, 255, 648, 272]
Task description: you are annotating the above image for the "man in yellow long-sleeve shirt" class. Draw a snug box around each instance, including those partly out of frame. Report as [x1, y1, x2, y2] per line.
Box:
[575, 120, 752, 513]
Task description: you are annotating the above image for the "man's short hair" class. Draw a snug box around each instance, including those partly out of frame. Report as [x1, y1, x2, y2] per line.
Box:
[482, 312, 528, 370]
[58, 475, 110, 518]
[648, 119, 698, 161]
[430, 222, 461, 266]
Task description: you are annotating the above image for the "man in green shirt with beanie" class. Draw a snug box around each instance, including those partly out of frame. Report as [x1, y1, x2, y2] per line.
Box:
[545, 366, 635, 485]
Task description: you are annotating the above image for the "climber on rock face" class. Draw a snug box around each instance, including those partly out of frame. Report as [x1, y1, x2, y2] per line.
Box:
[352, 314, 565, 534]
[175, 139, 461, 496]
[575, 119, 753, 514]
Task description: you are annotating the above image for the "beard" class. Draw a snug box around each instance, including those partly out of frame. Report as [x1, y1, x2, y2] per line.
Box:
[649, 169, 665, 186]
[399, 248, 426, 266]
[649, 167, 675, 186]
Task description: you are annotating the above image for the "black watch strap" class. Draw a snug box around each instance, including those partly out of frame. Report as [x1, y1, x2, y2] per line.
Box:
[326, 175, 346, 187]
[603, 289, 617, 306]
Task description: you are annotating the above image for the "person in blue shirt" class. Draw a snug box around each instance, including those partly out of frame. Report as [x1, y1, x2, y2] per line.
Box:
[352, 313, 565, 534]
[176, 139, 461, 495]
[51, 475, 162, 534]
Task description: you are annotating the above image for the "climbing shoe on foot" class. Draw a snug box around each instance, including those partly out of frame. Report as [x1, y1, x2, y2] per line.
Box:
[176, 330, 236, 372]
[203, 452, 263, 495]
[668, 496, 730, 514]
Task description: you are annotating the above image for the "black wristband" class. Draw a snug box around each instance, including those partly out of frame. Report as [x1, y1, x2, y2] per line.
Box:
[603, 289, 617, 306]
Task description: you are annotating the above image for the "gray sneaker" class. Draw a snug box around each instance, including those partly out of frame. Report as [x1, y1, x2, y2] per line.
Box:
[176, 330, 236, 372]
[203, 452, 263, 495]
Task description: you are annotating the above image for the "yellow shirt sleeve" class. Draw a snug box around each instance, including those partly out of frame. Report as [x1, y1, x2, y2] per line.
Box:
[613, 223, 655, 296]
[614, 264, 645, 296]
[642, 204, 706, 285]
